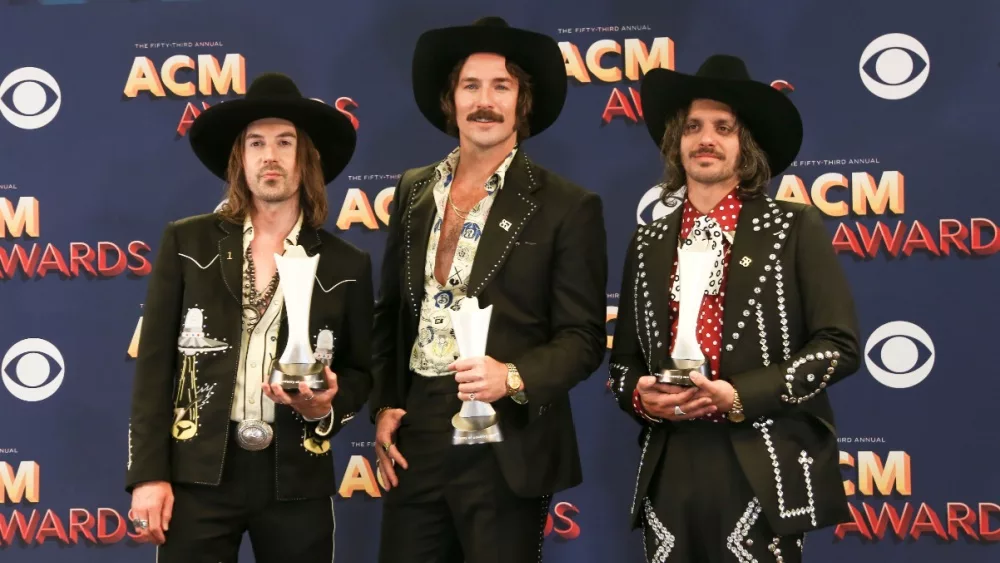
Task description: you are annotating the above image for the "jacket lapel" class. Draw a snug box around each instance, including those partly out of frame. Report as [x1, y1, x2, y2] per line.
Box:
[634, 208, 683, 372]
[467, 152, 540, 297]
[217, 219, 244, 305]
[403, 167, 439, 321]
[720, 196, 793, 364]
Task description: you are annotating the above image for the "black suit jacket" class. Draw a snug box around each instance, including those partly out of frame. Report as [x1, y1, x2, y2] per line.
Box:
[610, 194, 859, 536]
[126, 213, 373, 500]
[370, 150, 608, 498]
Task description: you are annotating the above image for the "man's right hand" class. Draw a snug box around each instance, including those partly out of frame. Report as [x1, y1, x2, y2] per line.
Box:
[374, 408, 408, 490]
[130, 480, 173, 545]
[636, 375, 717, 420]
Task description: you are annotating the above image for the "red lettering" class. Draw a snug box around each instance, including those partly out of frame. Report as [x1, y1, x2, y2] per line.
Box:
[36, 243, 70, 277]
[0, 510, 40, 546]
[938, 219, 969, 255]
[98, 242, 127, 277]
[35, 509, 68, 545]
[832, 223, 864, 256]
[97, 508, 126, 544]
[856, 221, 907, 257]
[335, 97, 360, 130]
[0, 244, 41, 278]
[128, 241, 152, 276]
[834, 503, 872, 540]
[947, 503, 979, 540]
[901, 220, 940, 256]
[551, 502, 581, 540]
[971, 218, 1000, 255]
[69, 242, 97, 276]
[176, 101, 211, 137]
[980, 503, 1000, 541]
[602, 88, 637, 123]
[629, 87, 643, 119]
[68, 508, 96, 544]
[864, 502, 913, 540]
[910, 502, 948, 540]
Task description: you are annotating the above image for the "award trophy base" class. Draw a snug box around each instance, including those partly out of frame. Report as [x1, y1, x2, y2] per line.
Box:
[656, 358, 710, 387]
[452, 400, 503, 445]
[269, 358, 327, 392]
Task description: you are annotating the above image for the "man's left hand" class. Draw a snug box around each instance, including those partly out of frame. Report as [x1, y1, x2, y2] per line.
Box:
[689, 371, 734, 412]
[263, 366, 338, 420]
[449, 356, 509, 403]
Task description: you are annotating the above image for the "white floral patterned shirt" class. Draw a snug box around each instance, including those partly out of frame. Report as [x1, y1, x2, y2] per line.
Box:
[408, 145, 518, 376]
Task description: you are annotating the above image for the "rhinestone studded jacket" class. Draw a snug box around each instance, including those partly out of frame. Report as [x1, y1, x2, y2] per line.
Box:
[609, 194, 860, 536]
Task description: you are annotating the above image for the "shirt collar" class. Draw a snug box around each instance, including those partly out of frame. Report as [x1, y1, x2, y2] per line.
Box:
[435, 145, 519, 194]
[243, 211, 305, 248]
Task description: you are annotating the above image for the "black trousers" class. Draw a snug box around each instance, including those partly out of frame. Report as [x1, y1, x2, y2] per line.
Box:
[157, 423, 334, 563]
[642, 421, 804, 563]
[378, 375, 551, 563]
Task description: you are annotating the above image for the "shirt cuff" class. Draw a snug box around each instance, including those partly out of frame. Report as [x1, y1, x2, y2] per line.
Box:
[306, 407, 335, 437]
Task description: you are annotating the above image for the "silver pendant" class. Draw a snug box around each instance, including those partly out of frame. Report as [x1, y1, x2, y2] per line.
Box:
[235, 419, 273, 451]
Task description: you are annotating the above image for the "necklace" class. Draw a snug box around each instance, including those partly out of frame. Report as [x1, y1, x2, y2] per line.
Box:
[242, 245, 280, 333]
[447, 192, 473, 218]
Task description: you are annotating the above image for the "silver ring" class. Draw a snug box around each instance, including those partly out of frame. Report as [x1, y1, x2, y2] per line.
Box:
[674, 405, 685, 416]
[132, 518, 148, 530]
[469, 392, 476, 401]
[304, 394, 315, 401]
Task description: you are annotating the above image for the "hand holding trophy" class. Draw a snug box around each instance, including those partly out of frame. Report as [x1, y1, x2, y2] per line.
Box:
[449, 297, 503, 445]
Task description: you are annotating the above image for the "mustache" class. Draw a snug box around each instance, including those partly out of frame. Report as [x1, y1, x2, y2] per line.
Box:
[258, 166, 287, 178]
[466, 109, 504, 123]
[690, 148, 725, 160]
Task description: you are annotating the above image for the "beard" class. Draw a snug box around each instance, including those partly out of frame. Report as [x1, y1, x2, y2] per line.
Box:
[684, 150, 737, 185]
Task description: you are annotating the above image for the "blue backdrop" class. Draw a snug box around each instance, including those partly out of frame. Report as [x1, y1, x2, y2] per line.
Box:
[1, 1, 998, 562]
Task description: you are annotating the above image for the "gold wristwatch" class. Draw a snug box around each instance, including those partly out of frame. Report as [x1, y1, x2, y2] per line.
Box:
[505, 363, 528, 404]
[727, 389, 745, 423]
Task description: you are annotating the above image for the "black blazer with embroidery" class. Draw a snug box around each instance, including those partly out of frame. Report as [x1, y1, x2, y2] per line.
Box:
[125, 213, 373, 500]
[610, 195, 859, 536]
[369, 151, 608, 498]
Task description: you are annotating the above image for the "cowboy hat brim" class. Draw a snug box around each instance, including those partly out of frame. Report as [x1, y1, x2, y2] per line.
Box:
[640, 67, 802, 176]
[412, 24, 567, 138]
[189, 97, 356, 184]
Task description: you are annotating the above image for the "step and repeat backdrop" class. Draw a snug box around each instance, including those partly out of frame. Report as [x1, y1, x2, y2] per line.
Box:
[1, 0, 998, 562]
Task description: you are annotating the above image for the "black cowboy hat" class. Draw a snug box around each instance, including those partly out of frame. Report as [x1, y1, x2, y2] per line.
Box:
[640, 54, 803, 176]
[189, 72, 356, 184]
[411, 16, 567, 138]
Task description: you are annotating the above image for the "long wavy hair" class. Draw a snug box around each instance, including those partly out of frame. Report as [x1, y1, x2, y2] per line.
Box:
[439, 56, 534, 142]
[657, 107, 771, 206]
[217, 127, 328, 229]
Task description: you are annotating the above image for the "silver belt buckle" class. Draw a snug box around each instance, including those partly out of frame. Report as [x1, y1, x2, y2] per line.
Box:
[235, 419, 273, 451]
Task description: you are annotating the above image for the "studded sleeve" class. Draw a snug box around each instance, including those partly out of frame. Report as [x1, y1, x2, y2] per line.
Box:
[731, 205, 860, 420]
[126, 221, 183, 492]
[609, 229, 656, 424]
[369, 174, 408, 422]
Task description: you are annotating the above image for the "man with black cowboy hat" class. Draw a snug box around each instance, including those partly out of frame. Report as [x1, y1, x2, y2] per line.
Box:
[125, 72, 373, 563]
[369, 16, 608, 563]
[609, 55, 860, 562]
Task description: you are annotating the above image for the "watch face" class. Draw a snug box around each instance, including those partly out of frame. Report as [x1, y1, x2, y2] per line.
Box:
[507, 372, 522, 390]
[728, 411, 745, 423]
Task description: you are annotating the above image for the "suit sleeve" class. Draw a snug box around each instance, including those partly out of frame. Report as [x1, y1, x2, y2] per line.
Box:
[126, 221, 183, 493]
[608, 229, 657, 426]
[320, 251, 374, 437]
[514, 192, 609, 407]
[731, 205, 861, 421]
[369, 173, 409, 421]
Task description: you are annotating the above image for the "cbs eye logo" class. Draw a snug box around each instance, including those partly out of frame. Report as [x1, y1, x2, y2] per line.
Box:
[636, 184, 682, 225]
[1, 338, 65, 402]
[859, 33, 929, 100]
[864, 321, 934, 389]
[0, 67, 62, 130]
